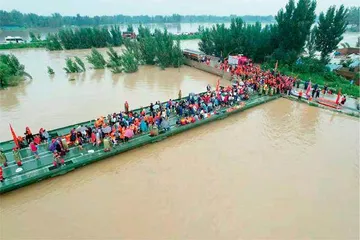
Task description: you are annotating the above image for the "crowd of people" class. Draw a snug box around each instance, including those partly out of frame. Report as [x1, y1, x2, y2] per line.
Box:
[0, 58, 350, 181]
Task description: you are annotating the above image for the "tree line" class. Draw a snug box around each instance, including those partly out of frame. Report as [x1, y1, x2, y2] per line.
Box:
[0, 10, 275, 28]
[58, 25, 184, 75]
[45, 25, 122, 50]
[199, 0, 359, 97]
[199, 0, 349, 64]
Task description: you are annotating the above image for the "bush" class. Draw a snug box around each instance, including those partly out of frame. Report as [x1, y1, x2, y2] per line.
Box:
[264, 59, 360, 98]
[293, 57, 326, 74]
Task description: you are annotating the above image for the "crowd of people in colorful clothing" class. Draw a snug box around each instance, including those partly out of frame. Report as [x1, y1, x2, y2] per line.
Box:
[0, 61, 296, 175]
[3, 59, 339, 180]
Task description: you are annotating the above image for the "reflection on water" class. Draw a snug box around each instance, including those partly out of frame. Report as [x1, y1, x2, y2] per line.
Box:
[0, 45, 221, 141]
[0, 99, 358, 239]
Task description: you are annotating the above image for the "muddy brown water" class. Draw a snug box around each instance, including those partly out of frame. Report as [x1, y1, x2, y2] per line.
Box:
[0, 47, 359, 239]
[0, 42, 212, 141]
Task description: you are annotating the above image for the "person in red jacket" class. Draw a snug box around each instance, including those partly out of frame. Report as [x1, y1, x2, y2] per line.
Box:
[298, 90, 303, 100]
[0, 166, 4, 182]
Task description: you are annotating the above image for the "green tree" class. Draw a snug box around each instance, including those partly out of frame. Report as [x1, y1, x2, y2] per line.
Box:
[123, 39, 142, 64]
[63, 58, 82, 73]
[106, 47, 122, 73]
[46, 26, 122, 51]
[172, 40, 184, 67]
[74, 56, 86, 72]
[0, 10, 276, 28]
[137, 25, 156, 65]
[153, 29, 175, 68]
[198, 18, 277, 62]
[346, 7, 360, 31]
[121, 50, 138, 73]
[305, 28, 317, 58]
[109, 25, 123, 46]
[198, 27, 214, 55]
[47, 66, 55, 75]
[0, 54, 30, 87]
[274, 0, 316, 62]
[29, 32, 39, 42]
[86, 48, 106, 69]
[45, 33, 63, 51]
[127, 24, 134, 32]
[315, 5, 349, 62]
[0, 62, 11, 87]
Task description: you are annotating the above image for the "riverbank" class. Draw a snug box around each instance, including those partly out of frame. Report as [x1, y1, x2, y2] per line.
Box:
[185, 57, 360, 117]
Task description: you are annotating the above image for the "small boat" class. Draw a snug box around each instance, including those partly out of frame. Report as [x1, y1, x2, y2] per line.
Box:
[290, 89, 308, 100]
[316, 98, 341, 109]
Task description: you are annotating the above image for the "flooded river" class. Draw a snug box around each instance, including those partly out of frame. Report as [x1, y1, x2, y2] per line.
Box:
[0, 46, 359, 239]
[0, 41, 209, 141]
[0, 99, 359, 239]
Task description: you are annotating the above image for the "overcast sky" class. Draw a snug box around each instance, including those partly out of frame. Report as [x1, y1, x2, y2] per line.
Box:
[1, 0, 358, 16]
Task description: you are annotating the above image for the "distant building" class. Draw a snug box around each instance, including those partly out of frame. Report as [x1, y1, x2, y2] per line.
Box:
[332, 47, 360, 85]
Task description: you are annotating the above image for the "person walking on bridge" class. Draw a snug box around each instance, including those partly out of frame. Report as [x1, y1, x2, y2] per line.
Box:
[124, 101, 129, 114]
[29, 141, 40, 160]
[0, 149, 8, 167]
[13, 147, 22, 166]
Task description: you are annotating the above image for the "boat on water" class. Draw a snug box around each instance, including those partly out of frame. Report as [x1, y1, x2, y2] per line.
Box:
[0, 93, 280, 193]
[315, 98, 341, 109]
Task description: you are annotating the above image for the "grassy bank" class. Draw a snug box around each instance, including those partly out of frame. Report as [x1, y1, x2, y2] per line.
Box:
[0, 41, 46, 50]
[268, 65, 360, 98]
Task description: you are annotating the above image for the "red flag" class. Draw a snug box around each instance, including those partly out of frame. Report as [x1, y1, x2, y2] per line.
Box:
[9, 124, 19, 148]
[306, 81, 312, 97]
[335, 89, 341, 104]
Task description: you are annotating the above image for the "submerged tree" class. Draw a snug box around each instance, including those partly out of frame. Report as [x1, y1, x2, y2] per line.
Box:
[0, 54, 31, 87]
[123, 38, 142, 63]
[45, 33, 63, 51]
[74, 56, 86, 72]
[63, 58, 82, 73]
[106, 47, 122, 73]
[198, 18, 277, 62]
[86, 48, 106, 69]
[153, 29, 177, 69]
[315, 5, 349, 62]
[46, 26, 123, 51]
[47, 66, 55, 75]
[109, 25, 123, 46]
[171, 40, 184, 68]
[29, 32, 40, 42]
[137, 25, 156, 65]
[121, 49, 138, 73]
